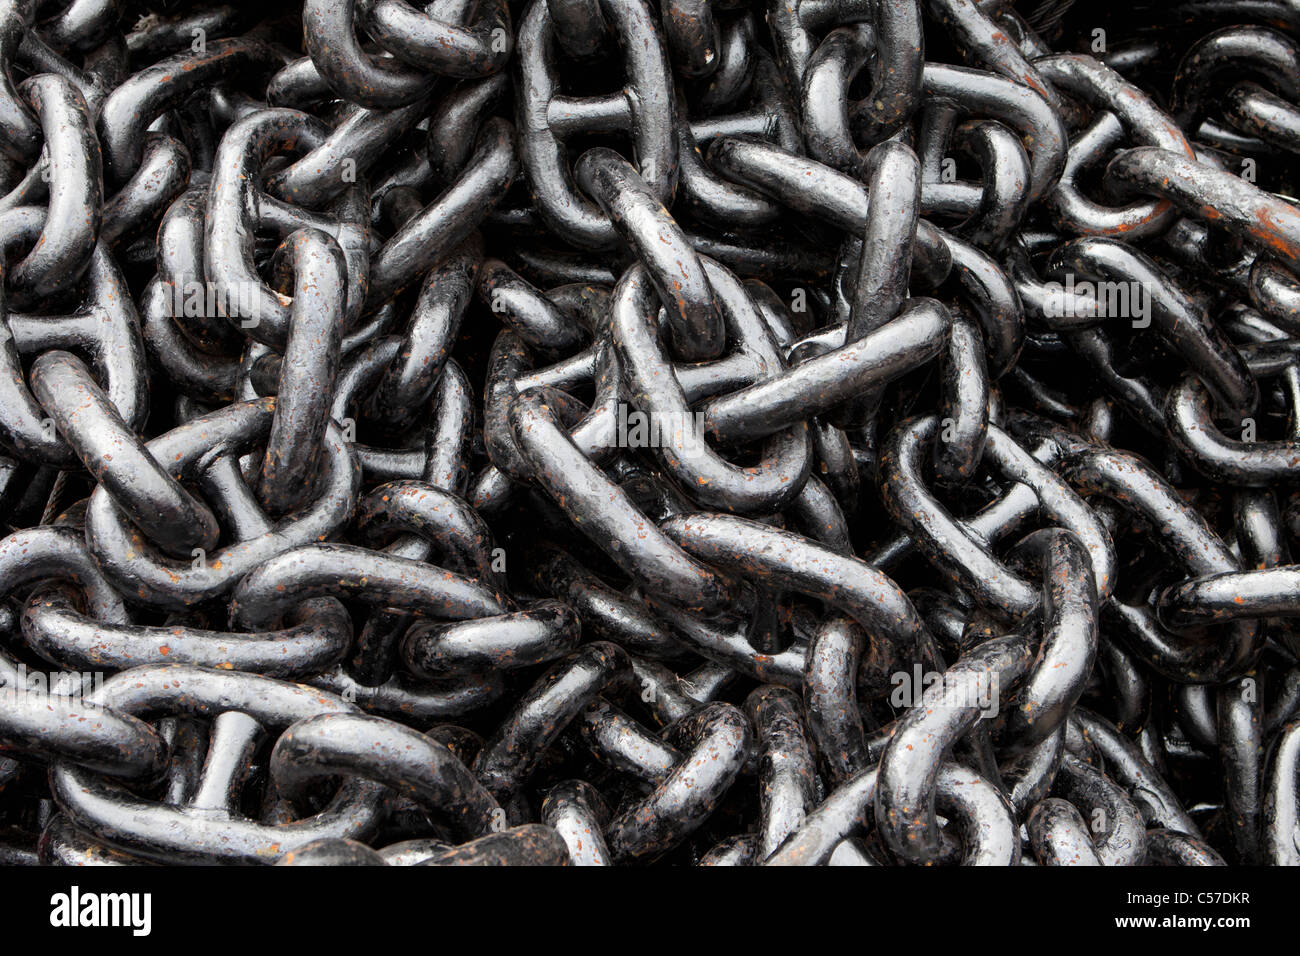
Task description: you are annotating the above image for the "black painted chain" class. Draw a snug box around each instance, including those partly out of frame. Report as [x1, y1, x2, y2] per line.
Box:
[0, 0, 1298, 868]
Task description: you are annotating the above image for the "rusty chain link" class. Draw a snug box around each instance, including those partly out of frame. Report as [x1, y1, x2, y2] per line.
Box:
[0, 0, 1299, 870]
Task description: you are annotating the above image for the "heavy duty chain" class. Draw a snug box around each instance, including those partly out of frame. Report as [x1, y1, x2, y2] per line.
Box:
[0, 0, 1299, 869]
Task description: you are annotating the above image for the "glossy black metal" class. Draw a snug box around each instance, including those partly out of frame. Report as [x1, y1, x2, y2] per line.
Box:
[0, 0, 1292, 871]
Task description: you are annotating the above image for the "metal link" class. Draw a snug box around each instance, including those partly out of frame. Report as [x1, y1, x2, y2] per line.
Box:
[0, 0, 1297, 870]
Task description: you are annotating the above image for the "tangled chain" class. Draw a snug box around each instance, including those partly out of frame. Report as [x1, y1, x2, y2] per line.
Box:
[0, 0, 1298, 867]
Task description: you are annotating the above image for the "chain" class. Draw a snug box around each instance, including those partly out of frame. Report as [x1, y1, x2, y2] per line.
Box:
[0, 0, 1299, 869]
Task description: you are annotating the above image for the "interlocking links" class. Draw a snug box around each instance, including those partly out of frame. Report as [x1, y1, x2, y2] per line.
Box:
[1, 0, 1299, 872]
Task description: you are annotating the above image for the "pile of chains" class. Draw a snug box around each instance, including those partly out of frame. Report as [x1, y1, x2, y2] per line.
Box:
[1, 0, 1300, 868]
